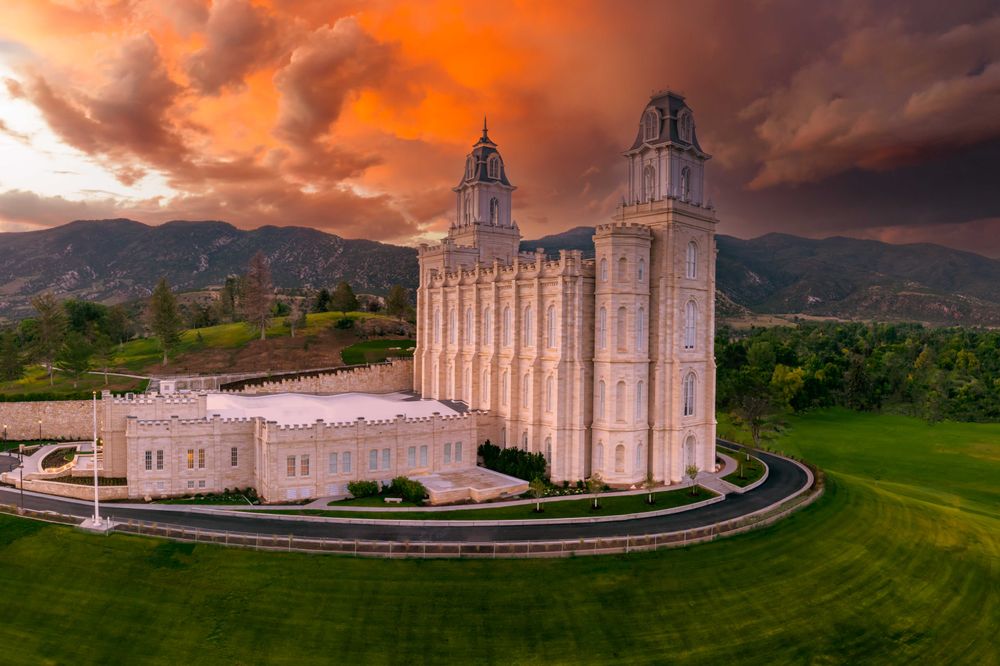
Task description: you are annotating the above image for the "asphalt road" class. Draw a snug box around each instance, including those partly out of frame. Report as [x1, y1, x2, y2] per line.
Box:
[0, 446, 809, 543]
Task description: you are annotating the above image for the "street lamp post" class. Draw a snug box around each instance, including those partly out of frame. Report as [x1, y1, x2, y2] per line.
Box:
[91, 391, 101, 527]
[38, 419, 42, 441]
[18, 444, 24, 512]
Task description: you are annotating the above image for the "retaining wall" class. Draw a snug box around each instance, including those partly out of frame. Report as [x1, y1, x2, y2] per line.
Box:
[0, 400, 94, 440]
[225, 358, 413, 395]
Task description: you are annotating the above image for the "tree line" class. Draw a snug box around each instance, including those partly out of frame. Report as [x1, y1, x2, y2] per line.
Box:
[717, 321, 1000, 444]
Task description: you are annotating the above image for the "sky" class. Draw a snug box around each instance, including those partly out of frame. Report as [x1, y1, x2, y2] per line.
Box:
[1, 0, 999, 255]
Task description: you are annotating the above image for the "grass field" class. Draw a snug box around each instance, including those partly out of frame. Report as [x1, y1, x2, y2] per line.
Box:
[340, 338, 416, 365]
[0, 409, 996, 664]
[0, 365, 148, 398]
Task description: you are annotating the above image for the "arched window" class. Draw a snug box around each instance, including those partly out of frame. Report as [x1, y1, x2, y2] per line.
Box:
[678, 111, 692, 142]
[597, 380, 606, 420]
[686, 241, 698, 279]
[466, 156, 475, 179]
[432, 362, 439, 394]
[636, 307, 645, 351]
[481, 368, 489, 404]
[522, 306, 533, 346]
[683, 372, 696, 417]
[465, 367, 472, 402]
[684, 301, 697, 350]
[617, 307, 627, 352]
[487, 156, 500, 179]
[501, 370, 509, 406]
[635, 380, 644, 421]
[614, 444, 625, 473]
[433, 308, 441, 344]
[615, 381, 626, 422]
[599, 258, 608, 282]
[522, 431, 528, 450]
[465, 307, 473, 343]
[594, 441, 604, 471]
[635, 441, 644, 474]
[685, 434, 697, 468]
[522, 373, 530, 406]
[680, 166, 691, 200]
[483, 307, 492, 345]
[544, 436, 552, 464]
[545, 375, 554, 412]
[489, 197, 500, 225]
[637, 259, 645, 282]
[545, 304, 555, 348]
[447, 364, 454, 396]
[643, 164, 655, 202]
[617, 257, 628, 282]
[598, 307, 607, 349]
[448, 308, 456, 345]
[643, 109, 658, 141]
[502, 306, 512, 346]
[464, 192, 473, 222]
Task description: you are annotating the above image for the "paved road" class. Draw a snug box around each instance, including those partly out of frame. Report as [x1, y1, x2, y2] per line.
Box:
[0, 446, 809, 543]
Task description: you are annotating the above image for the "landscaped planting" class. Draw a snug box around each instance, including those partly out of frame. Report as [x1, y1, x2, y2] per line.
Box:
[0, 410, 995, 663]
[723, 454, 765, 487]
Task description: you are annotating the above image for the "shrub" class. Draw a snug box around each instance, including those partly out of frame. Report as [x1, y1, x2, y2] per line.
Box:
[477, 441, 548, 481]
[347, 479, 379, 498]
[387, 476, 427, 505]
[334, 317, 354, 330]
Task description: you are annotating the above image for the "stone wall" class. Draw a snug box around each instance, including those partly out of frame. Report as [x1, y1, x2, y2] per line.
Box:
[227, 358, 413, 396]
[0, 400, 95, 441]
[3, 476, 129, 501]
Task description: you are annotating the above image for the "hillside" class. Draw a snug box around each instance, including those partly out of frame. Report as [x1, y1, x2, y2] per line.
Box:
[522, 228, 1000, 326]
[0, 219, 418, 320]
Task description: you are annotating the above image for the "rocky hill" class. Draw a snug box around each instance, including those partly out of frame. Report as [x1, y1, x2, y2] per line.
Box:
[0, 219, 418, 320]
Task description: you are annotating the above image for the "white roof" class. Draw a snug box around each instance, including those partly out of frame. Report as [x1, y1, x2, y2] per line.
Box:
[205, 391, 460, 426]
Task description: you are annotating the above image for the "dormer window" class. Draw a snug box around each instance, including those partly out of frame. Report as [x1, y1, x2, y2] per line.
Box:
[678, 111, 692, 142]
[643, 109, 659, 141]
[466, 156, 476, 179]
[487, 155, 500, 179]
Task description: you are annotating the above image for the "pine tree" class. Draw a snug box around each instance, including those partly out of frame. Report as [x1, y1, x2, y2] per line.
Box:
[93, 333, 115, 385]
[31, 292, 67, 385]
[241, 251, 274, 340]
[56, 332, 93, 388]
[0, 331, 24, 381]
[147, 278, 182, 366]
[385, 285, 411, 320]
[313, 288, 331, 313]
[330, 281, 359, 314]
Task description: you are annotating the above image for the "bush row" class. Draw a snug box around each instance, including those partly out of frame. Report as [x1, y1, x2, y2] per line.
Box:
[478, 441, 548, 482]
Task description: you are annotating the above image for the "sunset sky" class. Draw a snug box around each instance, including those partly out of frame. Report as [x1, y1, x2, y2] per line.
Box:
[1, 0, 999, 254]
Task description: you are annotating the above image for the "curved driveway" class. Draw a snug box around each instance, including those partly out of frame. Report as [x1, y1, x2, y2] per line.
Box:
[1, 445, 810, 543]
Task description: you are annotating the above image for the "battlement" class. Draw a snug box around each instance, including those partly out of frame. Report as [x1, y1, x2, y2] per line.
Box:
[261, 409, 486, 432]
[594, 221, 652, 238]
[426, 248, 591, 286]
[113, 394, 200, 406]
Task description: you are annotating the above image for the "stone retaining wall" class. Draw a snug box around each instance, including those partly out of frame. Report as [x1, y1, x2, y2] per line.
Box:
[0, 400, 94, 440]
[5, 477, 129, 501]
[225, 358, 413, 395]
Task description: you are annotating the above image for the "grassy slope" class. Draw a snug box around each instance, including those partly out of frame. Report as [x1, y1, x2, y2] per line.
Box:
[0, 410, 997, 664]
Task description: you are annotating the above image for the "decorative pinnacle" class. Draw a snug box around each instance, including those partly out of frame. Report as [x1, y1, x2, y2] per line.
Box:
[481, 114, 489, 141]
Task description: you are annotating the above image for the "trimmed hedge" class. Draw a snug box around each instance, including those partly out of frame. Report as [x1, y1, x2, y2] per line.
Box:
[478, 441, 548, 482]
[347, 480, 379, 498]
[387, 476, 427, 505]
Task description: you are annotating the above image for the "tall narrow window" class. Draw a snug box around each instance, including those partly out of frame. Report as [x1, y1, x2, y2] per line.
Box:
[419, 445, 428, 467]
[481, 368, 489, 404]
[489, 197, 500, 224]
[523, 306, 533, 346]
[636, 308, 645, 351]
[465, 307, 473, 343]
[287, 455, 296, 477]
[680, 167, 691, 199]
[329, 452, 339, 474]
[598, 307, 607, 349]
[343, 451, 352, 473]
[685, 435, 697, 468]
[465, 367, 472, 403]
[455, 442, 463, 462]
[594, 441, 604, 470]
[488, 157, 500, 179]
[683, 372, 696, 417]
[381, 448, 391, 470]
[600, 258, 608, 282]
[615, 444, 625, 473]
[544, 437, 552, 463]
[643, 164, 655, 202]
[448, 308, 456, 345]
[408, 446, 416, 468]
[501, 371, 509, 406]
[545, 304, 555, 348]
[637, 259, 645, 282]
[483, 307, 492, 345]
[502, 306, 512, 346]
[545, 375, 554, 412]
[198, 449, 205, 469]
[522, 373, 530, 406]
[444, 442, 452, 464]
[369, 449, 378, 471]
[684, 301, 697, 350]
[597, 380, 606, 419]
[618, 257, 628, 282]
[144, 450, 152, 471]
[433, 308, 441, 343]
[635, 381, 645, 421]
[643, 109, 658, 140]
[231, 447, 238, 467]
[686, 241, 698, 278]
[635, 442, 644, 474]
[522, 431, 528, 449]
[187, 449, 195, 470]
[617, 307, 627, 352]
[300, 454, 310, 476]
[156, 450, 164, 470]
[615, 381, 626, 422]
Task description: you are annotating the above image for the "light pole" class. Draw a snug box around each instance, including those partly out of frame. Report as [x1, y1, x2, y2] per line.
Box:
[91, 391, 101, 527]
[18, 444, 24, 513]
[38, 419, 42, 441]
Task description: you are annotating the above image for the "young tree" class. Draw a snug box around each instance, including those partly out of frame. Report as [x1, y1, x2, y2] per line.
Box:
[642, 472, 656, 505]
[330, 281, 359, 314]
[528, 477, 546, 513]
[586, 472, 603, 509]
[284, 298, 307, 338]
[385, 284, 411, 320]
[93, 333, 115, 385]
[31, 292, 67, 385]
[56, 332, 93, 388]
[147, 278, 183, 366]
[241, 251, 274, 340]
[685, 464, 700, 496]
[105, 304, 132, 347]
[0, 331, 24, 381]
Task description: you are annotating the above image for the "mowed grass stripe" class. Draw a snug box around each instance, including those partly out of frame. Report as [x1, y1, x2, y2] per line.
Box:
[0, 409, 996, 664]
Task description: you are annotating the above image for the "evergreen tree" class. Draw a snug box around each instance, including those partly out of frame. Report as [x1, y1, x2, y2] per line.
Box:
[330, 281, 359, 314]
[31, 292, 67, 385]
[0, 331, 24, 381]
[105, 304, 132, 347]
[385, 284, 411, 320]
[241, 251, 274, 340]
[147, 278, 182, 366]
[313, 288, 332, 313]
[93, 333, 115, 385]
[56, 332, 93, 388]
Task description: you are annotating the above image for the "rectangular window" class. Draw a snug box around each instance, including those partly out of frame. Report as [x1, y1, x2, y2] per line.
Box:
[455, 442, 463, 463]
[198, 449, 206, 469]
[343, 451, 352, 473]
[419, 445, 428, 467]
[369, 450, 378, 471]
[287, 455, 296, 477]
[156, 481, 165, 491]
[407, 446, 416, 468]
[381, 448, 391, 471]
[156, 450, 164, 471]
[187, 480, 195, 489]
[144, 450, 152, 471]
[444, 442, 452, 464]
[329, 452, 338, 474]
[186, 449, 194, 470]
[301, 454, 310, 476]
[231, 447, 238, 467]
[198, 480, 206, 489]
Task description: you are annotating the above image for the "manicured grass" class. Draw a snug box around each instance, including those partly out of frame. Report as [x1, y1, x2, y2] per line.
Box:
[723, 454, 765, 487]
[340, 338, 415, 365]
[274, 486, 713, 520]
[0, 409, 996, 664]
[0, 365, 148, 399]
[328, 495, 421, 508]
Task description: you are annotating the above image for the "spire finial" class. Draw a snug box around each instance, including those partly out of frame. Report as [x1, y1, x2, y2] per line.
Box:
[481, 115, 489, 141]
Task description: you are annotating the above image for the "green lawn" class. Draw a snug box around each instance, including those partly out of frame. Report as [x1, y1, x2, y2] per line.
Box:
[0, 365, 148, 399]
[0, 409, 996, 664]
[722, 454, 765, 487]
[340, 338, 415, 365]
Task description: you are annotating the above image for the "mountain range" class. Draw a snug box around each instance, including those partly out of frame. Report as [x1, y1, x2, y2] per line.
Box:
[2, 218, 999, 326]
